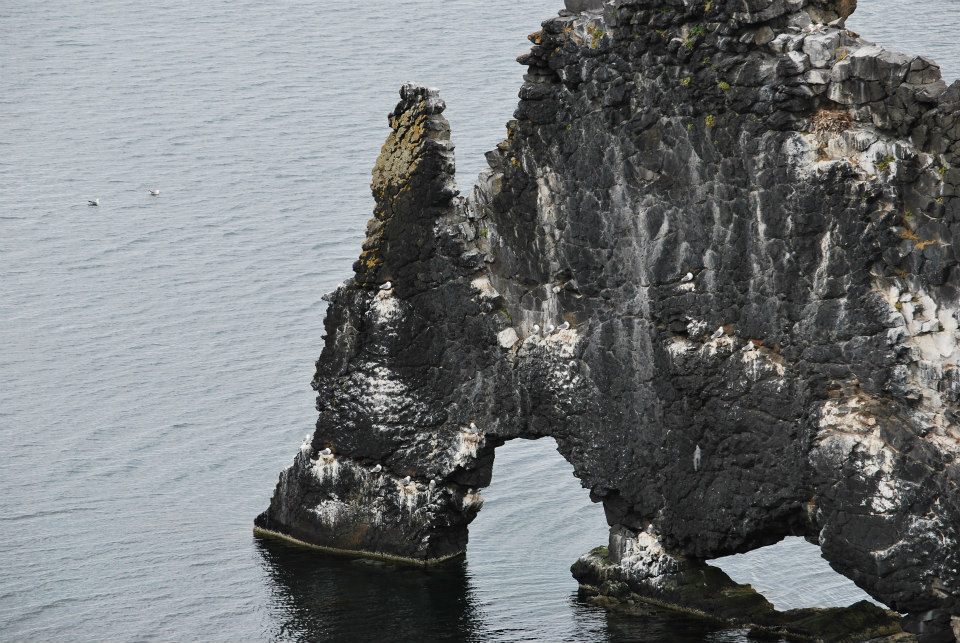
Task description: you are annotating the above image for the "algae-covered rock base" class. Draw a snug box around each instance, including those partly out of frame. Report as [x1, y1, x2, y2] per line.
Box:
[572, 545, 905, 641]
[258, 0, 960, 639]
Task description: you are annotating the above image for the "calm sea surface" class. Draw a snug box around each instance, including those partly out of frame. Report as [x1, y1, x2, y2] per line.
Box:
[3, 1, 958, 641]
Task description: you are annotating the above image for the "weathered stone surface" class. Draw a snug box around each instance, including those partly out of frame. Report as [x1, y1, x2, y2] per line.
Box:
[571, 544, 904, 640]
[565, 0, 607, 12]
[258, 0, 960, 639]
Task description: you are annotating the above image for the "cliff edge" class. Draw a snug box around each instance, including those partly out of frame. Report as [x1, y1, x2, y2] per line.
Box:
[257, 0, 960, 639]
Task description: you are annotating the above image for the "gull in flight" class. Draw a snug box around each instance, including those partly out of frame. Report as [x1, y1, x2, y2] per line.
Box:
[88, 198, 99, 206]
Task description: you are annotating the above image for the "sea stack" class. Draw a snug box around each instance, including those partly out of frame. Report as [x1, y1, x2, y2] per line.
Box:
[257, 0, 960, 639]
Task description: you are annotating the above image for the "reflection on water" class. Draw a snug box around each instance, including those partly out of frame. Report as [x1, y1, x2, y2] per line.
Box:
[255, 537, 752, 643]
[256, 539, 482, 642]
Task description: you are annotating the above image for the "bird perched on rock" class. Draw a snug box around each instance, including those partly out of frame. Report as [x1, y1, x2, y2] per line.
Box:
[552, 285, 561, 293]
[546, 324, 555, 334]
[681, 272, 694, 283]
[371, 464, 382, 473]
[428, 480, 436, 490]
[711, 327, 724, 339]
[88, 198, 99, 206]
[468, 422, 479, 433]
[148, 189, 160, 197]
[319, 448, 332, 456]
[402, 476, 412, 485]
[532, 324, 540, 335]
[380, 281, 392, 291]
[559, 321, 570, 331]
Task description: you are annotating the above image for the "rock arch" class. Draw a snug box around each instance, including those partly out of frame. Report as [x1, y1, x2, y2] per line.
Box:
[258, 1, 960, 638]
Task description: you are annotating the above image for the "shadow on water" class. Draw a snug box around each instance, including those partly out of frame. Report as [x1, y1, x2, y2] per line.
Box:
[255, 537, 485, 643]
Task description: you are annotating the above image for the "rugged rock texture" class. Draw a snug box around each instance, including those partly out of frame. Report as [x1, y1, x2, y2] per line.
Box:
[572, 538, 906, 641]
[257, 0, 960, 639]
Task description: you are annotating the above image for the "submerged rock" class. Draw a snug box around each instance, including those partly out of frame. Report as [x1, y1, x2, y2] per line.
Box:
[258, 0, 960, 639]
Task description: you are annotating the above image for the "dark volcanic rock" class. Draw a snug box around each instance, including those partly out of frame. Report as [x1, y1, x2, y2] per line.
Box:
[257, 0, 960, 639]
[571, 544, 903, 641]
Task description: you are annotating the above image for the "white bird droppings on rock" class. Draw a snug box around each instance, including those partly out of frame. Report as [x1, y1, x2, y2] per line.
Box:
[497, 327, 519, 348]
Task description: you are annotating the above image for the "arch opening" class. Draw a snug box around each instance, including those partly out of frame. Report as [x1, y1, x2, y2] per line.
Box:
[466, 437, 608, 637]
[709, 537, 888, 612]
[465, 437, 755, 641]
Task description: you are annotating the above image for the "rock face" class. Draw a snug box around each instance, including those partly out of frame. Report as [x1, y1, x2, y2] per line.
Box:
[257, 0, 960, 639]
[565, 0, 608, 12]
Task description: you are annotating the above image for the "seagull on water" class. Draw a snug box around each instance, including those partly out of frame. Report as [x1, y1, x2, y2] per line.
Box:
[371, 464, 382, 473]
[88, 198, 99, 206]
[380, 281, 392, 291]
[148, 189, 160, 197]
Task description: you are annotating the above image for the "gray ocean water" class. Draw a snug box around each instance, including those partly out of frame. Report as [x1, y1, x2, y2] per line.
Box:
[2, 1, 958, 641]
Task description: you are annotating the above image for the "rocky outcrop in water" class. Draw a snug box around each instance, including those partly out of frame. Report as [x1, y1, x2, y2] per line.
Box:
[257, 0, 960, 639]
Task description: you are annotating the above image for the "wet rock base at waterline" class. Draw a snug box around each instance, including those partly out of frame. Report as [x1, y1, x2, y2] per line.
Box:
[572, 542, 905, 641]
[257, 0, 960, 639]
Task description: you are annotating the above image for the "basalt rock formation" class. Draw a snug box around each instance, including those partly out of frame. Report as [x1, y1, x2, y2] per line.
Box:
[257, 0, 960, 639]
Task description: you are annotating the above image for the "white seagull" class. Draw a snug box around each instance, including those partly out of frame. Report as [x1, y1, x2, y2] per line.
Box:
[402, 476, 412, 485]
[681, 272, 694, 283]
[319, 448, 332, 456]
[148, 189, 160, 197]
[88, 198, 99, 206]
[546, 324, 555, 334]
[559, 321, 570, 331]
[380, 281, 392, 291]
[371, 464, 382, 473]
[469, 422, 479, 433]
[532, 324, 541, 335]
